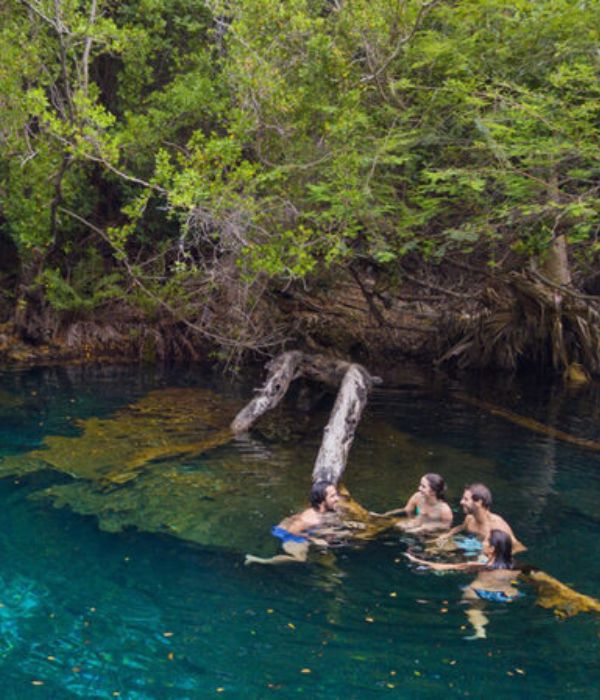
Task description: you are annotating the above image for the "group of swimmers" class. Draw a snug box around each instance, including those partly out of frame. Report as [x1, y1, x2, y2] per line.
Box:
[245, 474, 528, 638]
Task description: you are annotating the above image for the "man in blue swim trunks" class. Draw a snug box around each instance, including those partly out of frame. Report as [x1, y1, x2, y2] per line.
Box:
[245, 481, 340, 565]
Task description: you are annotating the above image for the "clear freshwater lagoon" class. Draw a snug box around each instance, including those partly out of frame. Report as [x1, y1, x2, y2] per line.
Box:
[0, 363, 599, 699]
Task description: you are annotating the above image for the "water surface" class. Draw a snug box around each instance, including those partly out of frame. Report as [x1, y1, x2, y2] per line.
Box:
[0, 364, 598, 698]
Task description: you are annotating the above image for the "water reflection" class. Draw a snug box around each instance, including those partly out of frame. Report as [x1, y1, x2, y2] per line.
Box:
[0, 365, 598, 698]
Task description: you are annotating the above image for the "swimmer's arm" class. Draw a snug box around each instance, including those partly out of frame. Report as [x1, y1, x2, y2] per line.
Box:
[370, 492, 418, 518]
[282, 511, 315, 537]
[371, 507, 406, 517]
[307, 536, 329, 546]
[433, 520, 465, 544]
[404, 552, 482, 572]
[501, 520, 527, 554]
[310, 524, 356, 544]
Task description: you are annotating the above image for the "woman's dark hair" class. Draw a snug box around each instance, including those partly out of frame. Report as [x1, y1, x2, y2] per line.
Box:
[310, 480, 334, 508]
[488, 529, 514, 570]
[424, 473, 447, 500]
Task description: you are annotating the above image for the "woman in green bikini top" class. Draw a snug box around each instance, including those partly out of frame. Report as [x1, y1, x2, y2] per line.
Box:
[372, 473, 453, 535]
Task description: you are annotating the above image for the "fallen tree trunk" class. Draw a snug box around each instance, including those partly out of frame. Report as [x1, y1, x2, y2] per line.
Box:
[230, 351, 304, 433]
[312, 363, 372, 484]
[231, 351, 395, 537]
[231, 351, 381, 485]
[455, 394, 600, 452]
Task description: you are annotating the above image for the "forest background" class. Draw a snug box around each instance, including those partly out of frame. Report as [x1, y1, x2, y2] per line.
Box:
[1, 0, 599, 373]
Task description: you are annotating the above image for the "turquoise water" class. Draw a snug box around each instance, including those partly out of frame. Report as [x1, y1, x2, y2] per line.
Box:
[0, 365, 599, 698]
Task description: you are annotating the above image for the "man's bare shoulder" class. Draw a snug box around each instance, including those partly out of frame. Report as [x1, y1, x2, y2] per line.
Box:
[463, 514, 476, 530]
[280, 508, 320, 535]
[489, 512, 514, 534]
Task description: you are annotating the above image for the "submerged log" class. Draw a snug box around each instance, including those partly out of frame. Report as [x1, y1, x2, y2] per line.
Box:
[336, 484, 399, 540]
[456, 394, 600, 452]
[523, 569, 600, 619]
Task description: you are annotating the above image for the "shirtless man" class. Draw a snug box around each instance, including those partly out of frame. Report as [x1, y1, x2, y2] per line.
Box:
[435, 483, 526, 554]
[245, 480, 340, 565]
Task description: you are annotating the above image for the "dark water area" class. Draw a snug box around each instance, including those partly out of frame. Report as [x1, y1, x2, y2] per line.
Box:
[0, 364, 599, 698]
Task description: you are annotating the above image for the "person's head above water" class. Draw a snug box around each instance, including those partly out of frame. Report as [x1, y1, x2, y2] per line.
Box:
[485, 529, 514, 569]
[310, 480, 339, 513]
[461, 483, 492, 513]
[419, 473, 447, 500]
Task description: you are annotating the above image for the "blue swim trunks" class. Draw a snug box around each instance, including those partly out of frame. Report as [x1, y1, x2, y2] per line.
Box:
[473, 588, 523, 603]
[454, 535, 484, 554]
[271, 526, 308, 544]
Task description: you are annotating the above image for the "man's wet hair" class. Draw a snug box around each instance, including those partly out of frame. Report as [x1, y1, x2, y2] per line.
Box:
[424, 473, 447, 500]
[466, 483, 492, 509]
[310, 480, 335, 508]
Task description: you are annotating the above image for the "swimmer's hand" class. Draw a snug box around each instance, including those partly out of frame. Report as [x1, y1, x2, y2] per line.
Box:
[309, 537, 329, 547]
[369, 508, 405, 518]
[403, 551, 419, 563]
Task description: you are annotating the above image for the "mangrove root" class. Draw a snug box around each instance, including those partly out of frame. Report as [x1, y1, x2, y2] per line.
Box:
[440, 268, 600, 375]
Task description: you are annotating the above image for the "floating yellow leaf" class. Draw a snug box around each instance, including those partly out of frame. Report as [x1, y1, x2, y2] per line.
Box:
[300, 668, 311, 674]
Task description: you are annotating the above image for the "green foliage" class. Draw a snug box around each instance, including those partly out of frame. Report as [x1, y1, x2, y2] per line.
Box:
[1, 0, 600, 342]
[40, 249, 123, 315]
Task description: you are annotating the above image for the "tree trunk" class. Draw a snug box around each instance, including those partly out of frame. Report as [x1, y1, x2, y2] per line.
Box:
[230, 351, 304, 432]
[312, 364, 372, 484]
[539, 235, 571, 286]
[231, 351, 380, 485]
